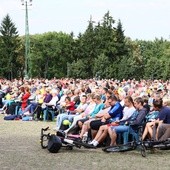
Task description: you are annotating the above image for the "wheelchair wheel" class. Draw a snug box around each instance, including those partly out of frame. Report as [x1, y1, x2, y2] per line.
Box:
[40, 127, 50, 149]
[40, 134, 49, 149]
[103, 143, 134, 153]
[73, 140, 96, 149]
[66, 145, 73, 150]
[139, 144, 146, 157]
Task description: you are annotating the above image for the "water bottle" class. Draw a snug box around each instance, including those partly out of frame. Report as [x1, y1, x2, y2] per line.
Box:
[29, 117, 33, 121]
[82, 132, 88, 143]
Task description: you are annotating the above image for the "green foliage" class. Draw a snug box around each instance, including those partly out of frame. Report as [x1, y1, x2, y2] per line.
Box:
[69, 59, 89, 79]
[29, 32, 74, 78]
[93, 53, 110, 79]
[0, 12, 170, 80]
[0, 14, 22, 79]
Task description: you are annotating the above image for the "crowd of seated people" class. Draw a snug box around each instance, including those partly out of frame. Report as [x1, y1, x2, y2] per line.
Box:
[0, 78, 170, 146]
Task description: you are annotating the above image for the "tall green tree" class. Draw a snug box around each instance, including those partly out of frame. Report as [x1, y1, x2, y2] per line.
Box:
[0, 14, 22, 79]
[30, 32, 74, 78]
[115, 19, 127, 58]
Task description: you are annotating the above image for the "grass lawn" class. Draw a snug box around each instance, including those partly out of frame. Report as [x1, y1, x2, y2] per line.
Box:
[0, 114, 170, 170]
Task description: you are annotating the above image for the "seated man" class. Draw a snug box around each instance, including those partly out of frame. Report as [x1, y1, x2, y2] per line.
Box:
[157, 123, 170, 141]
[89, 95, 124, 139]
[108, 97, 147, 146]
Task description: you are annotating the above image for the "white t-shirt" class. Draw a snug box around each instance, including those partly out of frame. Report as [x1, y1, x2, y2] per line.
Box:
[121, 106, 136, 121]
[76, 103, 88, 112]
[47, 96, 59, 106]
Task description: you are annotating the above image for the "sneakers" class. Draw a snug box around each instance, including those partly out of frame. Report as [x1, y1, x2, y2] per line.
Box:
[88, 140, 99, 147]
[88, 140, 94, 145]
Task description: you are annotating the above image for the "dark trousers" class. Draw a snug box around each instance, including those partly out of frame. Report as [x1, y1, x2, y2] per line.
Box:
[90, 119, 110, 130]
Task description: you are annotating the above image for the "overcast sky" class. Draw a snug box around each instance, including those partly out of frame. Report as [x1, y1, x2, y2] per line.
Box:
[0, 0, 170, 40]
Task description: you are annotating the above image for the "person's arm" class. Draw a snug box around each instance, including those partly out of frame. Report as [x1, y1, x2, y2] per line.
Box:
[108, 103, 120, 118]
[90, 103, 105, 118]
[101, 113, 111, 122]
[22, 93, 30, 100]
[130, 109, 146, 125]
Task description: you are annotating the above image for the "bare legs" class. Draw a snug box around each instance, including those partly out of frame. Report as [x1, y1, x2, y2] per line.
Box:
[142, 122, 155, 140]
[93, 125, 108, 143]
[79, 119, 94, 138]
[108, 127, 117, 146]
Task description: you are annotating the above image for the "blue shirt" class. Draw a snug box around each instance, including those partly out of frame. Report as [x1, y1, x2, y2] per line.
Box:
[108, 102, 123, 120]
[158, 106, 170, 124]
[89, 103, 105, 118]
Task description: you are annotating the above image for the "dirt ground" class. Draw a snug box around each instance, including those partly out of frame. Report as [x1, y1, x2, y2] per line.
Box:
[0, 114, 170, 170]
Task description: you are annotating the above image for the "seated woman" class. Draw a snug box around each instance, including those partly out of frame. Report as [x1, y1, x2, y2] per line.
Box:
[21, 86, 31, 111]
[43, 88, 60, 121]
[4, 86, 30, 116]
[78, 94, 105, 139]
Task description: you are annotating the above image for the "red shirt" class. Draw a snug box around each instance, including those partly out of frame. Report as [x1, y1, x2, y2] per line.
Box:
[21, 92, 30, 110]
[66, 101, 75, 111]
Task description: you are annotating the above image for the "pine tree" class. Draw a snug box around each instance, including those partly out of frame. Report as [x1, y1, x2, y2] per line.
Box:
[0, 14, 22, 80]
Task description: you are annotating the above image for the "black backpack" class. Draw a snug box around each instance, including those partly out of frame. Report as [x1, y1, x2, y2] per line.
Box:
[47, 135, 62, 153]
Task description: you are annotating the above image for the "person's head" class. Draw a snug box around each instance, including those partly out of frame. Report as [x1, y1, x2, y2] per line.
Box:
[124, 96, 134, 107]
[93, 94, 102, 104]
[35, 89, 40, 95]
[19, 86, 25, 93]
[153, 92, 161, 100]
[162, 98, 170, 106]
[51, 88, 58, 97]
[87, 93, 96, 102]
[80, 95, 87, 104]
[142, 95, 149, 104]
[74, 89, 80, 96]
[118, 91, 126, 101]
[107, 95, 118, 106]
[153, 99, 163, 111]
[24, 86, 30, 93]
[134, 97, 144, 110]
[65, 96, 71, 103]
[102, 87, 108, 95]
[106, 89, 113, 99]
[66, 90, 73, 97]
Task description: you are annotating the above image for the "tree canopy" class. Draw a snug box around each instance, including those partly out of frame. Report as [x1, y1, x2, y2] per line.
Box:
[0, 12, 170, 80]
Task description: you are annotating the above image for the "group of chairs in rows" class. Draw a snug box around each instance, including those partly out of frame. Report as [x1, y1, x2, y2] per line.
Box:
[3, 99, 60, 121]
